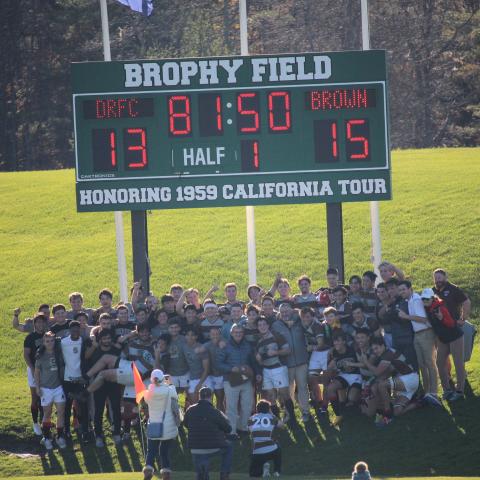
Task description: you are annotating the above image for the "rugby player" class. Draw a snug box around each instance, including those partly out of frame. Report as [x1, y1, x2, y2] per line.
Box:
[255, 317, 293, 422]
[324, 331, 362, 425]
[247, 400, 283, 479]
[66, 292, 93, 325]
[362, 336, 419, 426]
[61, 320, 89, 443]
[49, 304, 70, 339]
[200, 301, 224, 341]
[23, 312, 48, 435]
[293, 275, 318, 309]
[34, 332, 67, 450]
[183, 327, 209, 404]
[203, 327, 226, 410]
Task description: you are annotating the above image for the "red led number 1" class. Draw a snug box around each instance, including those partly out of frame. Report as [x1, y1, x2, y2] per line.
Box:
[109, 131, 117, 167]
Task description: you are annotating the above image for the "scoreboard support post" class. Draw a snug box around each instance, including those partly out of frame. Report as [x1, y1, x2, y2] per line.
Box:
[131, 211, 150, 294]
[326, 203, 345, 283]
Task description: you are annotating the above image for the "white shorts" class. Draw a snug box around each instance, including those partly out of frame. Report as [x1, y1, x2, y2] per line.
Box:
[308, 350, 329, 373]
[337, 373, 362, 388]
[262, 366, 289, 390]
[40, 385, 66, 406]
[205, 375, 224, 391]
[188, 378, 205, 394]
[170, 373, 190, 389]
[391, 372, 419, 400]
[27, 367, 36, 388]
[123, 379, 151, 399]
[116, 359, 134, 386]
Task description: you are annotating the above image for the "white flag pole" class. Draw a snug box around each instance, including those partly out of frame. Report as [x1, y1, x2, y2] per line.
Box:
[239, 0, 257, 284]
[360, 0, 382, 280]
[99, 0, 129, 302]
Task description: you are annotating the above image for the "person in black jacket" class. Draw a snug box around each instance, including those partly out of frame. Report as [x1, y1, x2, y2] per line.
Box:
[184, 387, 233, 480]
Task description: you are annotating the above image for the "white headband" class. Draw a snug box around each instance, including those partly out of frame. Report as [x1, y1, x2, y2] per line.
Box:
[204, 302, 218, 310]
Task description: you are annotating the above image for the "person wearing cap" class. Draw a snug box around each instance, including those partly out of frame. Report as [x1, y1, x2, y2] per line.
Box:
[184, 386, 233, 480]
[143, 369, 179, 480]
[421, 288, 466, 401]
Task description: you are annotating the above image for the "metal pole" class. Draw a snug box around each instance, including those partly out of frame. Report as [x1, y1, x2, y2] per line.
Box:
[326, 203, 345, 283]
[361, 0, 382, 280]
[239, 0, 257, 284]
[99, 0, 129, 302]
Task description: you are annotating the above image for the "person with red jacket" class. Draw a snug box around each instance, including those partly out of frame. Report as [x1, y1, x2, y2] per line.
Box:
[420, 288, 465, 401]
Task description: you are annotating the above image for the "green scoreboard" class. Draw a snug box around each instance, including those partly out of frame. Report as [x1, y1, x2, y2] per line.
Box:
[72, 50, 391, 212]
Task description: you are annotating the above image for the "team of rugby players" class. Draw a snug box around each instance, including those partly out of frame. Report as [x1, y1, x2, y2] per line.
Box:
[16, 261, 472, 454]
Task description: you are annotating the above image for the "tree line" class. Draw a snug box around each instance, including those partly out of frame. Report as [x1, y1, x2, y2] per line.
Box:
[0, 0, 478, 171]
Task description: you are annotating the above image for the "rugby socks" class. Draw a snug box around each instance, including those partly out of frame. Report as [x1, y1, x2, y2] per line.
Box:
[31, 399, 43, 423]
[31, 405, 39, 423]
[42, 421, 52, 439]
[331, 399, 343, 416]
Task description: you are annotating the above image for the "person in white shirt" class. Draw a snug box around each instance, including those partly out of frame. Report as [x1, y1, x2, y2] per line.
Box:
[142, 370, 179, 480]
[61, 320, 90, 442]
[398, 281, 440, 405]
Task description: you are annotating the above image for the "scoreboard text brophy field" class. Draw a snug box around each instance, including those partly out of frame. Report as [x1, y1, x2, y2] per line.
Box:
[72, 50, 391, 212]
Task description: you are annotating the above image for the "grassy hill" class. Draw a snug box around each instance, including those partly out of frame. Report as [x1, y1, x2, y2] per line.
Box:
[0, 147, 479, 478]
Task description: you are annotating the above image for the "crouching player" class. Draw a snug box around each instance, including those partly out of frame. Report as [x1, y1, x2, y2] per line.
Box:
[248, 400, 282, 479]
[361, 336, 419, 426]
[34, 332, 67, 450]
[324, 332, 362, 425]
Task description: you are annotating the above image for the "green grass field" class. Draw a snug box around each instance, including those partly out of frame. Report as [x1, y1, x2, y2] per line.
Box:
[0, 147, 479, 479]
[10, 476, 480, 480]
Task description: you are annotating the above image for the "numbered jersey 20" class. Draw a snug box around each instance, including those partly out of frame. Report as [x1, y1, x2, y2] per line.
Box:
[248, 413, 279, 454]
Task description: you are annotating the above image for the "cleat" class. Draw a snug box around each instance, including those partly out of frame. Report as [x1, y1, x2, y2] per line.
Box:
[113, 434, 122, 445]
[41, 437, 53, 450]
[302, 412, 312, 423]
[95, 436, 105, 448]
[424, 393, 443, 407]
[56, 436, 67, 449]
[33, 423, 42, 436]
[442, 390, 454, 401]
[143, 465, 154, 480]
[449, 391, 465, 402]
[263, 462, 271, 478]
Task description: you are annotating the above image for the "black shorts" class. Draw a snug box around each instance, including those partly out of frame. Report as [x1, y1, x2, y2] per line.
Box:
[249, 447, 281, 477]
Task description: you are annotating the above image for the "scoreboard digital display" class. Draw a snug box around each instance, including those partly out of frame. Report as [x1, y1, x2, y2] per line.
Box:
[72, 51, 391, 212]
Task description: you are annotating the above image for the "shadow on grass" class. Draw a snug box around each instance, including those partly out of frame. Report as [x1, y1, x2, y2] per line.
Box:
[57, 446, 83, 474]
[40, 449, 63, 474]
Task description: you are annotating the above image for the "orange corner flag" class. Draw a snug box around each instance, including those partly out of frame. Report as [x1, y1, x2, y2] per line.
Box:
[132, 362, 146, 404]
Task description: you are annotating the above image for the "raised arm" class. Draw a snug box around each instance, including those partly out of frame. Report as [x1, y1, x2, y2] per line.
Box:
[267, 273, 282, 297]
[204, 284, 219, 301]
[175, 289, 188, 316]
[130, 281, 142, 311]
[13, 308, 30, 333]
